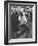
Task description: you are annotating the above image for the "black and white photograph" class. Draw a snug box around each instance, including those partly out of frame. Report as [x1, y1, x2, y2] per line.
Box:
[4, 1, 37, 44]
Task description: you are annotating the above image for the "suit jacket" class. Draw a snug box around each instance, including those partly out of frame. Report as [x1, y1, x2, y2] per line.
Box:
[11, 12, 19, 33]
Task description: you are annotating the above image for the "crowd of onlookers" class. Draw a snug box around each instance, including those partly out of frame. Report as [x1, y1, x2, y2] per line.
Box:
[11, 6, 29, 25]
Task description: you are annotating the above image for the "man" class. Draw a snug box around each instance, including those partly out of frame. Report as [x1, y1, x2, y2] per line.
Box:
[20, 12, 27, 25]
[11, 9, 19, 33]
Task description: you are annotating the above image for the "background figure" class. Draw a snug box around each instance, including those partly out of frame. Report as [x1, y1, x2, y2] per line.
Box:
[11, 9, 19, 33]
[20, 12, 27, 25]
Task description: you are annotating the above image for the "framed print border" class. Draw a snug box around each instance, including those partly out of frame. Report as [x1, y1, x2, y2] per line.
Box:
[4, 1, 37, 45]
